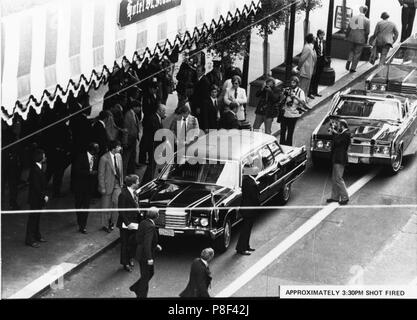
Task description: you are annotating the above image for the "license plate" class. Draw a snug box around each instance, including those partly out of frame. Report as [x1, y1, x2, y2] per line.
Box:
[159, 228, 175, 237]
[348, 156, 358, 164]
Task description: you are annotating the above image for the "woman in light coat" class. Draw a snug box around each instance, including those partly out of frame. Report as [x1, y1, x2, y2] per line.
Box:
[298, 33, 317, 99]
[224, 75, 247, 121]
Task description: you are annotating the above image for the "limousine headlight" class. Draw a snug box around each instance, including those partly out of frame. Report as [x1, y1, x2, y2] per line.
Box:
[373, 145, 390, 155]
[369, 83, 386, 91]
[200, 218, 209, 227]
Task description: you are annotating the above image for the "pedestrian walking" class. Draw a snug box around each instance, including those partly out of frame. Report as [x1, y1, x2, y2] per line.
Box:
[236, 157, 261, 256]
[25, 149, 48, 248]
[298, 33, 317, 99]
[72, 143, 99, 234]
[179, 248, 214, 298]
[371, 12, 399, 66]
[98, 140, 124, 233]
[326, 119, 351, 205]
[309, 29, 326, 97]
[279, 76, 309, 146]
[129, 207, 162, 298]
[117, 174, 142, 272]
[345, 6, 370, 73]
[253, 77, 279, 135]
[399, 0, 417, 42]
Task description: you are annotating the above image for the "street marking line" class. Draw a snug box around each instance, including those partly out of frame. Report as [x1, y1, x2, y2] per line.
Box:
[8, 262, 76, 299]
[3, 204, 417, 215]
[216, 170, 379, 297]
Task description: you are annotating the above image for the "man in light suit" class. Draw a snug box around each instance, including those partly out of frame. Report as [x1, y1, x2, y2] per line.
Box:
[98, 140, 124, 233]
[180, 248, 214, 298]
[345, 5, 370, 72]
[298, 33, 317, 99]
[169, 102, 200, 147]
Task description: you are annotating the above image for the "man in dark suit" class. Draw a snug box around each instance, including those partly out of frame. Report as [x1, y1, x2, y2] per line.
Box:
[206, 60, 223, 91]
[176, 50, 198, 103]
[139, 104, 166, 184]
[142, 78, 161, 117]
[72, 143, 99, 233]
[117, 174, 142, 272]
[200, 85, 220, 132]
[327, 119, 351, 205]
[25, 149, 49, 248]
[191, 65, 211, 121]
[130, 207, 162, 298]
[123, 102, 141, 175]
[91, 111, 110, 157]
[309, 29, 326, 98]
[236, 158, 261, 255]
[180, 248, 214, 298]
[219, 104, 240, 130]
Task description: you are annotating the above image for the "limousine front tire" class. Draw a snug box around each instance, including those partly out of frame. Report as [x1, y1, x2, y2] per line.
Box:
[276, 183, 291, 205]
[213, 217, 232, 253]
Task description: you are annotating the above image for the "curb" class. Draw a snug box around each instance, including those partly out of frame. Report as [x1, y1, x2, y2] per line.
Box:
[11, 235, 121, 299]
[271, 63, 379, 138]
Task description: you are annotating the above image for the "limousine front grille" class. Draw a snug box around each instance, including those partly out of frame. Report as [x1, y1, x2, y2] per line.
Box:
[388, 82, 417, 95]
[349, 144, 371, 154]
[165, 214, 188, 228]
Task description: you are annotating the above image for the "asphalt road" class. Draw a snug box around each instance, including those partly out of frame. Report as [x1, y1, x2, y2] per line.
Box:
[42, 80, 417, 298]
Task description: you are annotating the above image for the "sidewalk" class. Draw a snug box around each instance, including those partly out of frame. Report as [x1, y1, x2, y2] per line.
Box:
[1, 58, 377, 299]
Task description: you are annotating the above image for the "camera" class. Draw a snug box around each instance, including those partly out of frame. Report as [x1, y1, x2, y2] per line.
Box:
[328, 120, 338, 133]
[283, 88, 292, 96]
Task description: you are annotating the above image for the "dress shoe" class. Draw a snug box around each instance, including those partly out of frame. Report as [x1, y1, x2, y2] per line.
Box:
[79, 228, 87, 234]
[314, 93, 322, 97]
[326, 198, 338, 203]
[102, 226, 111, 233]
[37, 238, 47, 243]
[26, 242, 40, 248]
[308, 94, 315, 99]
[345, 61, 351, 71]
[247, 247, 256, 252]
[123, 265, 133, 272]
[349, 69, 356, 73]
[236, 250, 251, 256]
[339, 199, 349, 205]
[108, 221, 115, 231]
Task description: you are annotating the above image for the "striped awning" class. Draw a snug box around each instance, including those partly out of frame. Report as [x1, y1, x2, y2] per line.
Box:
[1, 0, 260, 125]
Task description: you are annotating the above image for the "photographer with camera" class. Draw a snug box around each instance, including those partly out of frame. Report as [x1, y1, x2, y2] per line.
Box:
[279, 76, 310, 146]
[327, 119, 351, 205]
[253, 77, 279, 134]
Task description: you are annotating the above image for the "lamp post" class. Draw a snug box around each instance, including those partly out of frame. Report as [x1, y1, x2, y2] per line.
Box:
[322, 0, 335, 85]
[365, 0, 370, 18]
[285, 1, 296, 82]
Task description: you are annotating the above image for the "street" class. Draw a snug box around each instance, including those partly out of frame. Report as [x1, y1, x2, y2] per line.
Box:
[41, 73, 417, 298]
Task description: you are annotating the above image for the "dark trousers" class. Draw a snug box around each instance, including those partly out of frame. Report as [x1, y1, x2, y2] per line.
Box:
[140, 147, 157, 186]
[2, 159, 19, 208]
[310, 56, 325, 95]
[130, 260, 154, 298]
[236, 218, 254, 252]
[46, 150, 69, 196]
[280, 117, 298, 146]
[401, 6, 416, 42]
[123, 143, 137, 176]
[120, 229, 136, 266]
[75, 192, 91, 229]
[25, 209, 42, 244]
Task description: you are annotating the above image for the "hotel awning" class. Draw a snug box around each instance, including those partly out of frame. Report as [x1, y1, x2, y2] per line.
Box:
[1, 0, 261, 125]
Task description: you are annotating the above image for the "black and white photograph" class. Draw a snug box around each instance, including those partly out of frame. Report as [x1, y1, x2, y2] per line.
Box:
[1, 0, 416, 309]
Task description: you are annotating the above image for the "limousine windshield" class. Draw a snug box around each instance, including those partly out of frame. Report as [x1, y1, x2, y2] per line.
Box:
[159, 157, 240, 189]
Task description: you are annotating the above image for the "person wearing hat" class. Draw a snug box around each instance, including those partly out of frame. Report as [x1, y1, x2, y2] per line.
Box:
[398, 0, 417, 42]
[236, 156, 261, 255]
[345, 5, 370, 73]
[179, 248, 214, 297]
[371, 12, 399, 66]
[327, 119, 351, 205]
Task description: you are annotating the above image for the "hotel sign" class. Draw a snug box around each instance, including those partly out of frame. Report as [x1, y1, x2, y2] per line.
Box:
[118, 0, 182, 27]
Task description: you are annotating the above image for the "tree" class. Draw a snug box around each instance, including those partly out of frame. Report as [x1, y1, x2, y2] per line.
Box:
[298, 0, 323, 41]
